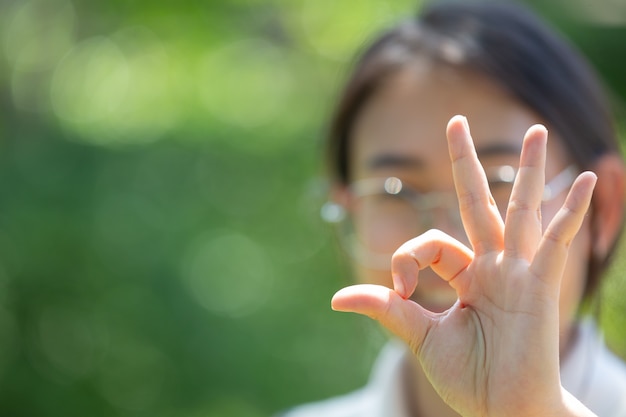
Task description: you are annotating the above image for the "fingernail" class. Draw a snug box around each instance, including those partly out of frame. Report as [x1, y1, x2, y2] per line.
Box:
[392, 273, 406, 298]
[330, 291, 345, 312]
[462, 116, 470, 133]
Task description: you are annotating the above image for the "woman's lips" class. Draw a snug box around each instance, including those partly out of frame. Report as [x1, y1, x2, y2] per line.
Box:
[408, 273, 458, 312]
[411, 289, 458, 313]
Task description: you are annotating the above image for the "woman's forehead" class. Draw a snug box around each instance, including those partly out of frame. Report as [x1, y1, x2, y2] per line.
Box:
[349, 66, 561, 174]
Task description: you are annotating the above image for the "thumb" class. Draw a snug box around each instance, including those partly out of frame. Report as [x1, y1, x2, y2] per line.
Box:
[331, 284, 433, 350]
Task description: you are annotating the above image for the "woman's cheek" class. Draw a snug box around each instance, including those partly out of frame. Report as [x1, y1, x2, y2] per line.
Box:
[354, 265, 393, 287]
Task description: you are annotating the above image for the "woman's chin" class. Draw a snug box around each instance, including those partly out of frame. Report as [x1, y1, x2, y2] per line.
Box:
[411, 291, 458, 314]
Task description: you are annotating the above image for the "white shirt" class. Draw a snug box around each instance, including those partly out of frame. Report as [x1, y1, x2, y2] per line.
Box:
[282, 319, 626, 417]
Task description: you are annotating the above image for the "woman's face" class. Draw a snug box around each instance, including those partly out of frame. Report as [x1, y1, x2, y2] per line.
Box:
[344, 65, 590, 350]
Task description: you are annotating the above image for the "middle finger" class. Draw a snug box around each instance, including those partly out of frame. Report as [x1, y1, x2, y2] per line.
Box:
[446, 115, 505, 254]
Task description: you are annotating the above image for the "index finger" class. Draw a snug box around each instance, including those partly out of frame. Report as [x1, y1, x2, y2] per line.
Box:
[447, 116, 505, 254]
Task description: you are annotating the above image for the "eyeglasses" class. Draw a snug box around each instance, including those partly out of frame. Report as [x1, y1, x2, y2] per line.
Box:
[321, 165, 578, 269]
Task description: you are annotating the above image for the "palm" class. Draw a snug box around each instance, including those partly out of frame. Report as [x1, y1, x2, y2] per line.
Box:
[331, 116, 596, 417]
[418, 253, 557, 415]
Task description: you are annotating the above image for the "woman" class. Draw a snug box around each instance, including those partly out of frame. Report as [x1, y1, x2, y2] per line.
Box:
[284, 1, 626, 417]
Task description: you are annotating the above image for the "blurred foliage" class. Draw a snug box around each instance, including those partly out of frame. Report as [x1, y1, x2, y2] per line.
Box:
[0, 0, 624, 416]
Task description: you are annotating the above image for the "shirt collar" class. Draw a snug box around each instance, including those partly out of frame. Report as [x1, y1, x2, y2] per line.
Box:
[369, 319, 604, 417]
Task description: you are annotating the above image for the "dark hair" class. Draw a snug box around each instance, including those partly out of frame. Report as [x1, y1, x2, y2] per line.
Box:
[327, 0, 623, 300]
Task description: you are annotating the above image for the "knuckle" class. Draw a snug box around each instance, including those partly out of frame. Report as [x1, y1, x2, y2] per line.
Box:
[424, 228, 445, 240]
[506, 198, 534, 213]
[457, 190, 477, 208]
[543, 227, 571, 247]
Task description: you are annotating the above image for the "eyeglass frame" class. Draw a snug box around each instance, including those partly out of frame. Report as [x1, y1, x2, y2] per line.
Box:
[321, 164, 579, 268]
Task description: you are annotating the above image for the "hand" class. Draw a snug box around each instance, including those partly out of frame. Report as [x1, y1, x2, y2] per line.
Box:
[331, 116, 597, 417]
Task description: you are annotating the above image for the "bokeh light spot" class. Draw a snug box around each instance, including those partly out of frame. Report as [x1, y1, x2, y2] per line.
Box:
[197, 38, 294, 129]
[49, 28, 182, 146]
[181, 231, 274, 317]
[296, 0, 395, 60]
[3, 0, 75, 72]
[106, 26, 180, 143]
[51, 36, 130, 124]
[561, 0, 626, 24]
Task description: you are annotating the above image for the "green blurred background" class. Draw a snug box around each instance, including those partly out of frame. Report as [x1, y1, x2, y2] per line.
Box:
[0, 0, 625, 416]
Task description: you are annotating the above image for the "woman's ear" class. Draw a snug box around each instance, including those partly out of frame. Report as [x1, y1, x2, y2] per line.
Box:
[590, 154, 626, 259]
[321, 184, 351, 224]
[330, 184, 351, 209]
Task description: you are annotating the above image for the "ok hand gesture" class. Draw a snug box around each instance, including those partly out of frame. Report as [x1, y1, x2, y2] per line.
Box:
[332, 116, 597, 417]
